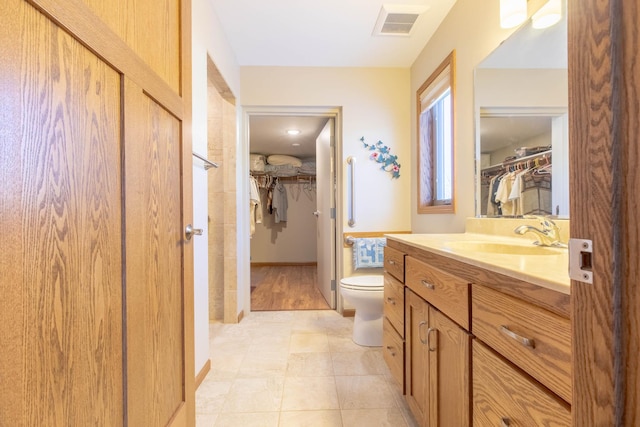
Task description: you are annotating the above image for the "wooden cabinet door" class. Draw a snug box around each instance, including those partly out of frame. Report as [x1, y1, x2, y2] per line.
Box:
[429, 308, 471, 427]
[0, 1, 124, 424]
[123, 78, 189, 426]
[405, 289, 430, 426]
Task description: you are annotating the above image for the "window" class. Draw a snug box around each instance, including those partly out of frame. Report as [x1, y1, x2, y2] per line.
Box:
[417, 50, 456, 213]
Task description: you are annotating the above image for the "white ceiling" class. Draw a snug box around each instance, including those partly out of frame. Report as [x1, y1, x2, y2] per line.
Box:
[250, 115, 328, 158]
[210, 0, 457, 68]
[212, 0, 459, 159]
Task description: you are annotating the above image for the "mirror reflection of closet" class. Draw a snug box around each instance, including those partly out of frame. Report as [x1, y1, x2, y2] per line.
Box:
[474, 0, 568, 217]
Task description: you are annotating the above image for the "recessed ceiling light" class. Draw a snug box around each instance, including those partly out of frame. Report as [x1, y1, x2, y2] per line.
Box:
[291, 143, 301, 147]
[286, 129, 301, 135]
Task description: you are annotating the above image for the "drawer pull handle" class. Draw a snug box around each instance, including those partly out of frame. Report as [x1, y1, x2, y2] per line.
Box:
[388, 259, 396, 265]
[500, 417, 510, 427]
[418, 321, 428, 345]
[386, 297, 396, 305]
[421, 279, 435, 290]
[427, 327, 437, 352]
[500, 325, 536, 349]
[385, 345, 396, 356]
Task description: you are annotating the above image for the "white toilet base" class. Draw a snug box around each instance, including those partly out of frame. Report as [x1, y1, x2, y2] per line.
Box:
[352, 311, 383, 347]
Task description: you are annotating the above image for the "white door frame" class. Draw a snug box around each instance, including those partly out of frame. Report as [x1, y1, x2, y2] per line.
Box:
[241, 106, 343, 314]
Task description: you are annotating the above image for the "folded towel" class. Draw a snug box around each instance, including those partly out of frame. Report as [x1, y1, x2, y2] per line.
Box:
[352, 237, 386, 270]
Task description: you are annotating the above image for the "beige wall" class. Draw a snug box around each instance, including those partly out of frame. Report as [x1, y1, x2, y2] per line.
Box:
[251, 182, 318, 263]
[192, 0, 241, 374]
[410, 0, 546, 233]
[240, 67, 412, 286]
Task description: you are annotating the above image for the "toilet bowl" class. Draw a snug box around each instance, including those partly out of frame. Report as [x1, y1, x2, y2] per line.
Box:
[339, 275, 384, 347]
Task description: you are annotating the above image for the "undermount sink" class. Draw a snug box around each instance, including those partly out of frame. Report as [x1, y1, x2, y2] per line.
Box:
[443, 241, 566, 256]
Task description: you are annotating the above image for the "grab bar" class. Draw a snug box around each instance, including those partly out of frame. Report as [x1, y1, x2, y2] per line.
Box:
[192, 151, 218, 170]
[344, 236, 356, 246]
[347, 156, 356, 227]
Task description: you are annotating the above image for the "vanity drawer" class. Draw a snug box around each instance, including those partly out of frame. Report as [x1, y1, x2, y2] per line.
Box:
[383, 317, 404, 390]
[473, 340, 570, 427]
[405, 256, 470, 330]
[384, 246, 405, 283]
[472, 285, 572, 403]
[383, 273, 404, 337]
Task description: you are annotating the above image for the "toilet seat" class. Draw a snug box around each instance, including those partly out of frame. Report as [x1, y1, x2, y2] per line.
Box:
[339, 275, 384, 291]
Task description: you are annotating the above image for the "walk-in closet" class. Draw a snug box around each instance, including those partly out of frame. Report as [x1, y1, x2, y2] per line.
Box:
[248, 115, 334, 311]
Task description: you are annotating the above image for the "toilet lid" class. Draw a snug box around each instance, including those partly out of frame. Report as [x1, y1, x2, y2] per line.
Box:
[340, 275, 384, 290]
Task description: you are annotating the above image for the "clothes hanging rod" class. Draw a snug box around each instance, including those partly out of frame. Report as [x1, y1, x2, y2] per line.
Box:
[192, 152, 218, 170]
[482, 149, 551, 173]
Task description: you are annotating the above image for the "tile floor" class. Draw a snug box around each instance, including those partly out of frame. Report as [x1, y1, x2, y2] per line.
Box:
[196, 310, 419, 427]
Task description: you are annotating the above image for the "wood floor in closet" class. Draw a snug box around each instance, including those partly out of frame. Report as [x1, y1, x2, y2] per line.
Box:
[250, 265, 330, 311]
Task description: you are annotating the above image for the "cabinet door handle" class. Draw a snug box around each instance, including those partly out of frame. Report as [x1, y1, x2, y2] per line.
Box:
[500, 325, 536, 349]
[386, 297, 396, 305]
[418, 321, 428, 345]
[387, 259, 396, 265]
[421, 279, 435, 290]
[427, 327, 437, 352]
[500, 417, 510, 427]
[385, 345, 396, 357]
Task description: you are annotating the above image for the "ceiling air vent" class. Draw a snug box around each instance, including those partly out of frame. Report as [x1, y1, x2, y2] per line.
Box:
[373, 4, 428, 36]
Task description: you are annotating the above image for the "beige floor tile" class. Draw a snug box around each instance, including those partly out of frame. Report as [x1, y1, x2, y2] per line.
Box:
[286, 352, 334, 377]
[222, 378, 284, 413]
[335, 375, 396, 410]
[327, 335, 369, 353]
[341, 408, 408, 427]
[196, 379, 232, 414]
[214, 412, 280, 427]
[238, 349, 289, 378]
[278, 410, 343, 427]
[195, 412, 217, 427]
[289, 332, 330, 353]
[331, 350, 387, 376]
[281, 377, 339, 411]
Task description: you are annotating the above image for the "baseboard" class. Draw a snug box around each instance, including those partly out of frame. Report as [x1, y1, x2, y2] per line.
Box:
[342, 309, 355, 318]
[237, 310, 245, 323]
[195, 359, 211, 390]
[251, 262, 318, 267]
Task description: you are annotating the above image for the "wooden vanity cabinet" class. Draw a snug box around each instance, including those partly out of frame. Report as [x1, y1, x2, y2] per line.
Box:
[473, 340, 571, 426]
[405, 289, 471, 427]
[383, 246, 406, 389]
[471, 284, 572, 426]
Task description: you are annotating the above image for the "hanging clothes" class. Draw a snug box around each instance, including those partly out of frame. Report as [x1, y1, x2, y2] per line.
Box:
[272, 181, 288, 223]
[249, 176, 263, 237]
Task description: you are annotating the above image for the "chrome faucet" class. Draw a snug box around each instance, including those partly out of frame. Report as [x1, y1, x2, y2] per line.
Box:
[514, 216, 567, 248]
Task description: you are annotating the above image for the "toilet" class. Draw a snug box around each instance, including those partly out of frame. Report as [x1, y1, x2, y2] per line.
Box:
[339, 275, 384, 347]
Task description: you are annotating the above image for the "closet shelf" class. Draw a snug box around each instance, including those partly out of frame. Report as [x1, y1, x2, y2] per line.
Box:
[482, 149, 551, 174]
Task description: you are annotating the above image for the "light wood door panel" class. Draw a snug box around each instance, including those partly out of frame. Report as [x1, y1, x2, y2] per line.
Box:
[81, 0, 181, 93]
[123, 77, 186, 426]
[405, 289, 430, 426]
[430, 309, 470, 427]
[0, 0, 123, 424]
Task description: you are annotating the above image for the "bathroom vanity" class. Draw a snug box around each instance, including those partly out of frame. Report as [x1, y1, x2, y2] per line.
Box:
[383, 222, 571, 426]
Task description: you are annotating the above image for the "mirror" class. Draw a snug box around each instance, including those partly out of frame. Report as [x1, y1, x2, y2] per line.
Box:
[474, 1, 568, 218]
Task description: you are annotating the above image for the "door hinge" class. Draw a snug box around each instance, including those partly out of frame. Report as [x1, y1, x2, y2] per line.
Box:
[569, 238, 593, 284]
[330, 207, 336, 219]
[331, 279, 336, 290]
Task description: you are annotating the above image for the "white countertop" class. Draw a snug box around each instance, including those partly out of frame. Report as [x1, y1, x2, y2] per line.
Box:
[386, 232, 571, 295]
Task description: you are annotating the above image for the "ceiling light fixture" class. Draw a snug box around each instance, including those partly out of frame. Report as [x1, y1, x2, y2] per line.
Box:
[531, 0, 562, 29]
[286, 129, 301, 135]
[499, 0, 527, 29]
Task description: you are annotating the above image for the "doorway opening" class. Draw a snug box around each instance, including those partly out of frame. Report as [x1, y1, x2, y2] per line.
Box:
[245, 108, 341, 312]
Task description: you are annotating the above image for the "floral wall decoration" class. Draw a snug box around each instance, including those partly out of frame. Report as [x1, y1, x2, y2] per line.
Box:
[360, 136, 401, 179]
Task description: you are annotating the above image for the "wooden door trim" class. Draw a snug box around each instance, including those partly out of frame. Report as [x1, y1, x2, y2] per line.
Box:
[180, 0, 196, 424]
[569, 0, 640, 425]
[27, 0, 184, 119]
